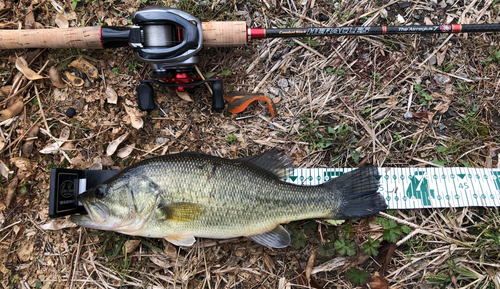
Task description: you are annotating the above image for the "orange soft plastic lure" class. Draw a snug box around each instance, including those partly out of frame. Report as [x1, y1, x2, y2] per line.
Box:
[224, 92, 277, 117]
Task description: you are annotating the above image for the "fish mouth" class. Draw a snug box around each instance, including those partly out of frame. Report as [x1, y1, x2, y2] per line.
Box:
[70, 199, 110, 229]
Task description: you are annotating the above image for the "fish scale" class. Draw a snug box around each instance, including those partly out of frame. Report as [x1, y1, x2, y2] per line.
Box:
[71, 149, 386, 248]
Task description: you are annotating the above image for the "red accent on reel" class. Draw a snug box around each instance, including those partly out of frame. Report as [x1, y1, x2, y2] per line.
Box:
[160, 73, 202, 92]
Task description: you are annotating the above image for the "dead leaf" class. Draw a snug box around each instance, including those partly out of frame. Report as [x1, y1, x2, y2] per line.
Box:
[39, 141, 65, 154]
[106, 86, 118, 104]
[366, 275, 389, 289]
[262, 253, 276, 272]
[124, 98, 135, 106]
[412, 111, 430, 122]
[17, 242, 33, 262]
[55, 13, 68, 28]
[22, 123, 40, 157]
[39, 126, 70, 154]
[0, 97, 24, 121]
[0, 264, 8, 275]
[123, 104, 144, 129]
[374, 242, 397, 276]
[64, 71, 84, 87]
[433, 93, 452, 114]
[69, 58, 98, 79]
[437, 46, 448, 66]
[5, 177, 18, 209]
[296, 268, 321, 289]
[445, 84, 454, 95]
[89, 162, 102, 170]
[33, 22, 44, 29]
[163, 241, 180, 260]
[49, 66, 67, 88]
[176, 90, 193, 102]
[117, 143, 135, 158]
[25, 9, 35, 29]
[0, 160, 9, 179]
[0, 85, 12, 97]
[306, 251, 316, 282]
[40, 218, 77, 230]
[10, 157, 32, 171]
[107, 133, 129, 156]
[59, 126, 70, 140]
[53, 88, 68, 101]
[61, 142, 75, 150]
[15, 57, 45, 80]
[123, 240, 141, 254]
[150, 256, 172, 268]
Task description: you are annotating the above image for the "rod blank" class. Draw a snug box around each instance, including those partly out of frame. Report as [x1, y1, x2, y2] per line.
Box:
[249, 24, 500, 40]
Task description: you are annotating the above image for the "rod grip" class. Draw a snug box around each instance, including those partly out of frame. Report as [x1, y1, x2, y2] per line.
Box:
[0, 26, 103, 49]
[202, 21, 247, 47]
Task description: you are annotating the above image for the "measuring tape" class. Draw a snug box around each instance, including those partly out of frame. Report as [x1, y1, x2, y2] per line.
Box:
[285, 168, 500, 209]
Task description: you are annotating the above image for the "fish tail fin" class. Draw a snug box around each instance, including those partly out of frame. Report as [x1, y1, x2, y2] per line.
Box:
[322, 166, 387, 219]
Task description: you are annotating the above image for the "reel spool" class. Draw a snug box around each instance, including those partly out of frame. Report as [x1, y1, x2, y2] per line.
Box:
[130, 7, 224, 111]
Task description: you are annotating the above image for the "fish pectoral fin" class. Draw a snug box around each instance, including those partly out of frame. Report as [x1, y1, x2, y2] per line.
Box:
[247, 225, 291, 248]
[158, 202, 205, 223]
[164, 234, 196, 247]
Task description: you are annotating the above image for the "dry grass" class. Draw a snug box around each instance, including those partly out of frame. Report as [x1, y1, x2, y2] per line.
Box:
[1, 0, 500, 288]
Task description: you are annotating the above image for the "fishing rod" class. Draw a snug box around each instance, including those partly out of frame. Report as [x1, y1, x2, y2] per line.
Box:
[1, 6, 499, 112]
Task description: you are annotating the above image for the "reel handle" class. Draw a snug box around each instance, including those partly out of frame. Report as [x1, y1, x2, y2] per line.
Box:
[137, 78, 226, 112]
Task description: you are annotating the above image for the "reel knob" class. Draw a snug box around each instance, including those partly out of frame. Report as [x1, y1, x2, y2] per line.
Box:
[211, 78, 224, 110]
[137, 82, 155, 111]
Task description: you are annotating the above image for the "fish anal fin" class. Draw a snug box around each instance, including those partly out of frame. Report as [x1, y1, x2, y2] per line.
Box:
[238, 148, 294, 180]
[164, 234, 196, 247]
[248, 225, 291, 248]
[158, 202, 205, 223]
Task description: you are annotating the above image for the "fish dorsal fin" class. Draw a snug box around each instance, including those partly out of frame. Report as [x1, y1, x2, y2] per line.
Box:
[164, 234, 196, 247]
[238, 148, 294, 180]
[158, 202, 205, 223]
[248, 225, 291, 248]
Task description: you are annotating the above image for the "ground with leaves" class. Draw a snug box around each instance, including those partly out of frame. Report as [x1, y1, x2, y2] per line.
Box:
[1, 0, 500, 288]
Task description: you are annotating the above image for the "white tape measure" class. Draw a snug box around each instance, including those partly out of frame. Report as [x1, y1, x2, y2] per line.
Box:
[285, 167, 500, 209]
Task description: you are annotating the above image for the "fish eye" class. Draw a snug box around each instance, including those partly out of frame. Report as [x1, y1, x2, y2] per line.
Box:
[95, 186, 107, 199]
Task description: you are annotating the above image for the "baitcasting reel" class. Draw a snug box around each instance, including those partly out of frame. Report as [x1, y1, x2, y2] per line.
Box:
[129, 7, 224, 111]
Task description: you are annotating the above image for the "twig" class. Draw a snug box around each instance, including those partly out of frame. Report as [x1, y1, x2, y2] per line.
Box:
[195, 65, 213, 94]
[69, 229, 83, 289]
[378, 212, 473, 248]
[0, 220, 21, 233]
[34, 86, 50, 135]
[456, 145, 486, 161]
[292, 39, 326, 59]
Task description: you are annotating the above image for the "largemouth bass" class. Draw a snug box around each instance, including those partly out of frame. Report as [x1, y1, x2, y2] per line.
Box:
[70, 148, 387, 248]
